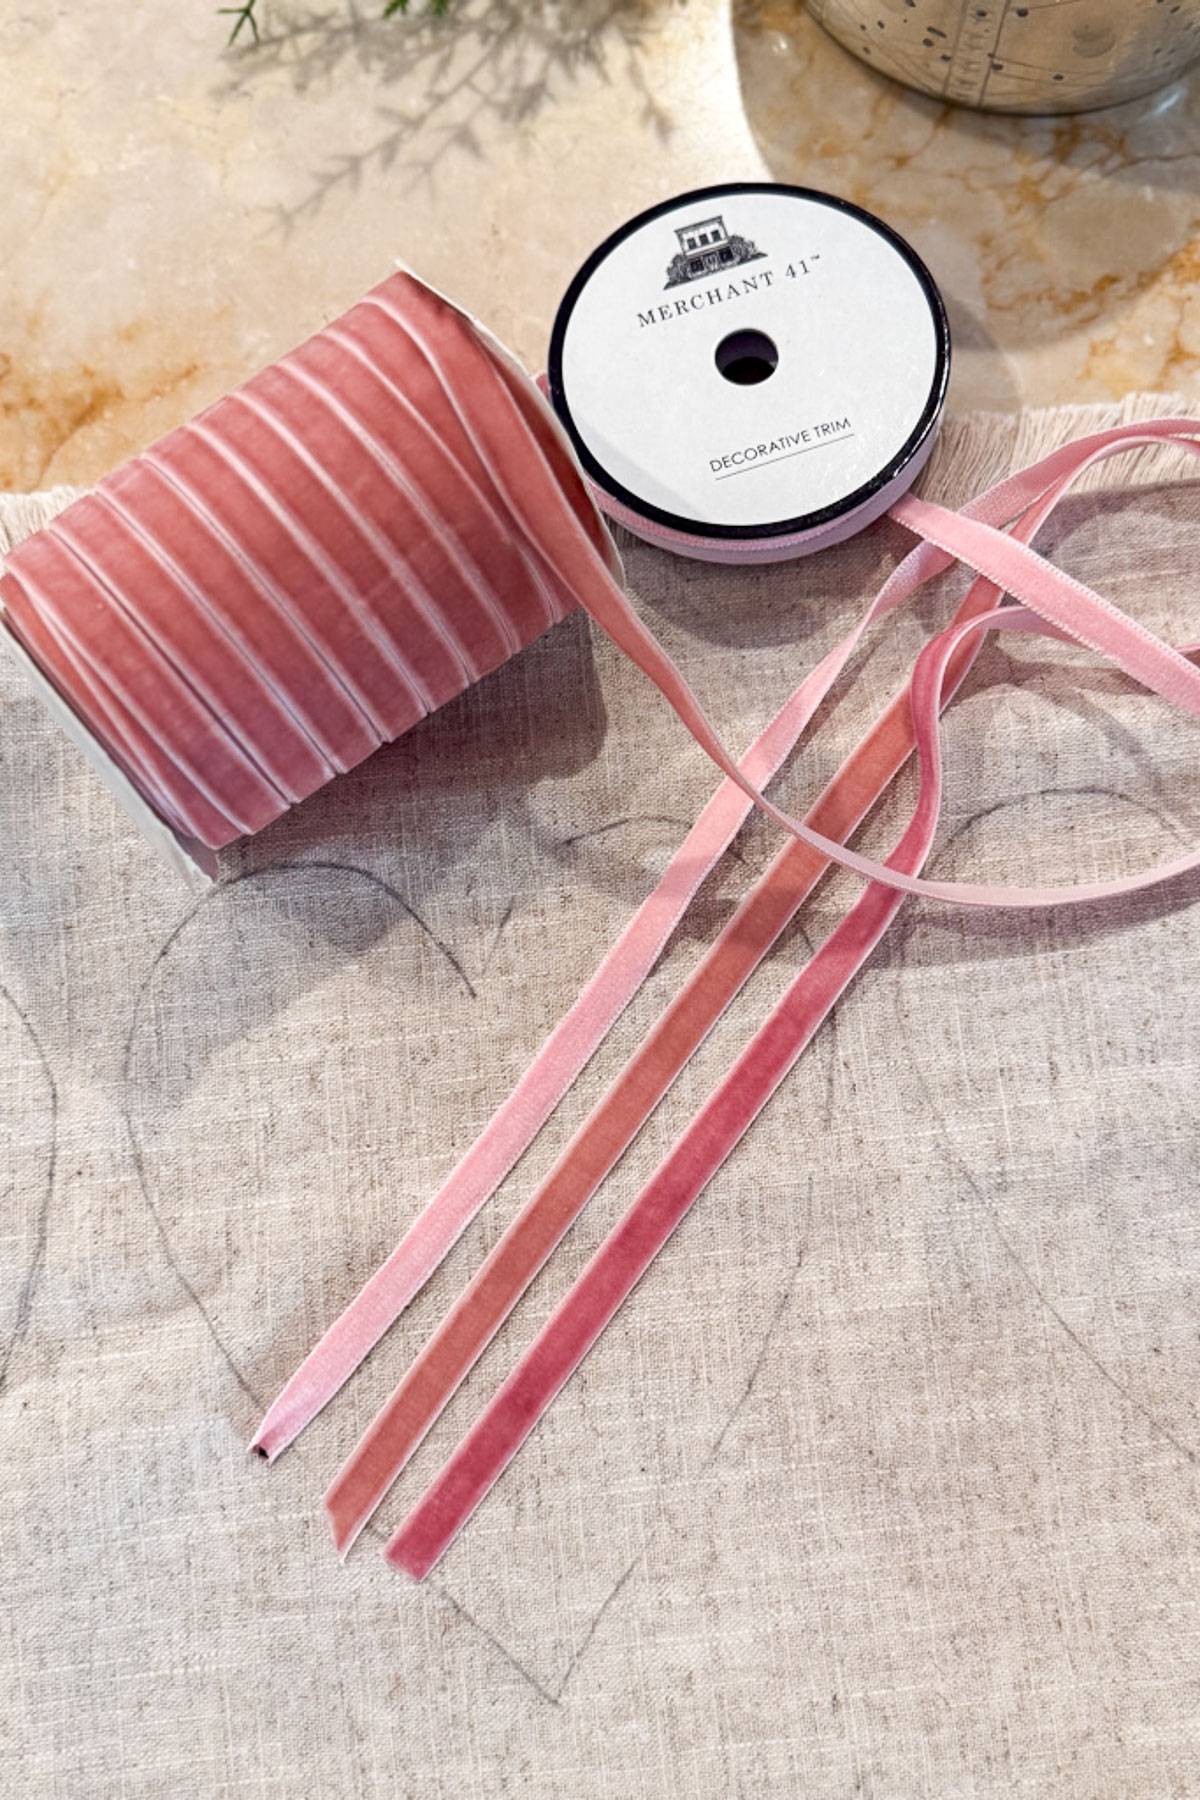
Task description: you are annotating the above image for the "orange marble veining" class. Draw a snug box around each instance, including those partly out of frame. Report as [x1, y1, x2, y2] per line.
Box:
[1, 0, 1198, 493]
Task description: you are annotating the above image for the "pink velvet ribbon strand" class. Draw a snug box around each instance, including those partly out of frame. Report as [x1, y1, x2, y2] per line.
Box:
[383, 434, 1200, 1577]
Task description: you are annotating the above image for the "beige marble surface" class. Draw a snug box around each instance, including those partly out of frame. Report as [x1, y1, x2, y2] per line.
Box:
[2, 0, 1198, 492]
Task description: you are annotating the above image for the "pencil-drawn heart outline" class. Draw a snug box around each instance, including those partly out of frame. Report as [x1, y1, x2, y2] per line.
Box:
[0, 978, 57, 1396]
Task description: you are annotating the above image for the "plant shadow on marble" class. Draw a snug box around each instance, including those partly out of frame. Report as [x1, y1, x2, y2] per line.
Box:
[216, 0, 672, 229]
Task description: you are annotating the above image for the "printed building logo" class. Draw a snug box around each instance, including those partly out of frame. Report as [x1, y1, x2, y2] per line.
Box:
[664, 214, 766, 289]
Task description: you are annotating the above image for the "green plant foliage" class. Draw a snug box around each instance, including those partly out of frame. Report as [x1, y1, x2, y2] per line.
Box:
[219, 1, 260, 43]
[220, 0, 453, 45]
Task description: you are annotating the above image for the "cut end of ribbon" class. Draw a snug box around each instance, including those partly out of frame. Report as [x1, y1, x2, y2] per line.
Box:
[249, 1423, 286, 1463]
[382, 1530, 432, 1583]
[325, 1496, 362, 1563]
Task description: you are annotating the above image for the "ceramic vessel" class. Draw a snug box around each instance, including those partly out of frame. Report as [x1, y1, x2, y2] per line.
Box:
[807, 0, 1200, 113]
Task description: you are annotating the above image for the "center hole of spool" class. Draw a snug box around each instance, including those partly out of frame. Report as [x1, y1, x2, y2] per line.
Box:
[714, 328, 779, 386]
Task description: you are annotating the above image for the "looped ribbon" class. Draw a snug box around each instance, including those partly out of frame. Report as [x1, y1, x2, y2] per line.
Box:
[3, 270, 1196, 1575]
[372, 434, 1200, 1578]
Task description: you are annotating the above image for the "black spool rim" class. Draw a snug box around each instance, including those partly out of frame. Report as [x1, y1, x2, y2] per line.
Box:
[546, 181, 952, 544]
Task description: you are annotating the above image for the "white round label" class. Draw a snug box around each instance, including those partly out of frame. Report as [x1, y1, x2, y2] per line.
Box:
[549, 185, 948, 539]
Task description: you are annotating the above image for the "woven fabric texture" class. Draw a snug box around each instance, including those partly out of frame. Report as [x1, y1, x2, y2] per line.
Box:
[2, 395, 1198, 1798]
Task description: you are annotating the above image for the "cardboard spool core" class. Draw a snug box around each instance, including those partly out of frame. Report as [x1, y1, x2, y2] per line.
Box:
[0, 614, 217, 890]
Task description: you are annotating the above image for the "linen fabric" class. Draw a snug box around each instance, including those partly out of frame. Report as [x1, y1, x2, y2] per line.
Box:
[2, 393, 1200, 1796]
